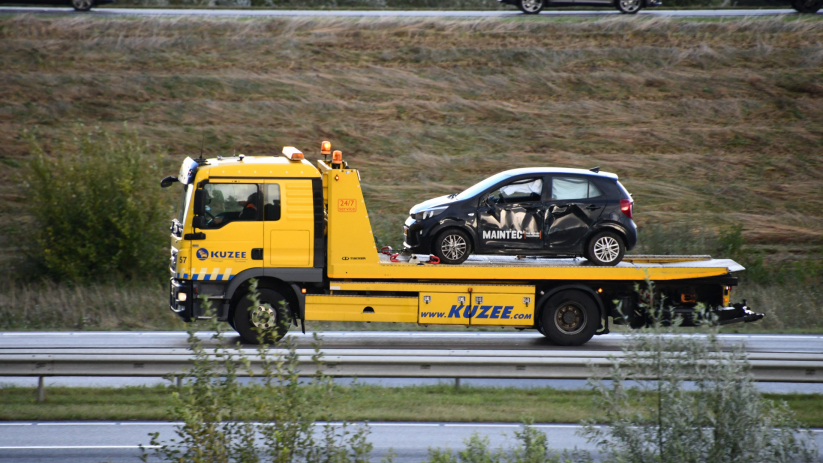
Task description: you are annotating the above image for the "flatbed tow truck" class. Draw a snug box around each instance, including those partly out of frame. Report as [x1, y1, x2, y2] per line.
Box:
[163, 143, 763, 346]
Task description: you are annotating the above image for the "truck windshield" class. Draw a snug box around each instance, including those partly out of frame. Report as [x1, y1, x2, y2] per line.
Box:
[176, 184, 193, 224]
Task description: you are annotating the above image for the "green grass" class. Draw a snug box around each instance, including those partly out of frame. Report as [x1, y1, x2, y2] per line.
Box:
[2, 384, 822, 427]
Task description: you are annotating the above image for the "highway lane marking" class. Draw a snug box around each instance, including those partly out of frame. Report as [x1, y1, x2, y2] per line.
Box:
[445, 424, 520, 427]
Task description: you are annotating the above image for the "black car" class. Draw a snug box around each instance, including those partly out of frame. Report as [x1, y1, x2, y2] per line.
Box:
[501, 0, 660, 15]
[403, 167, 637, 266]
[2, 0, 113, 11]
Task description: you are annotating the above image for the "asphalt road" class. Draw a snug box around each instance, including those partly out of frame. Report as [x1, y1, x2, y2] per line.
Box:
[0, 421, 820, 463]
[2, 331, 823, 392]
[0, 5, 816, 17]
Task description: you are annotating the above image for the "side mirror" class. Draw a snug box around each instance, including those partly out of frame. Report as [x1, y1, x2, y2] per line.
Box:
[160, 176, 177, 188]
[193, 190, 206, 216]
[192, 216, 206, 229]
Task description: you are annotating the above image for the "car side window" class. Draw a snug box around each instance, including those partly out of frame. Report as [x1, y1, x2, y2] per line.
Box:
[487, 178, 543, 204]
[551, 176, 603, 200]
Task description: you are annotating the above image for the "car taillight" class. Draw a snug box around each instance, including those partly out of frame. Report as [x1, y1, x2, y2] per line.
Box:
[620, 199, 633, 219]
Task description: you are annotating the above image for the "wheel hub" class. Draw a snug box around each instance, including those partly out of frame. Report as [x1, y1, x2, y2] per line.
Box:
[250, 304, 276, 329]
[555, 303, 586, 335]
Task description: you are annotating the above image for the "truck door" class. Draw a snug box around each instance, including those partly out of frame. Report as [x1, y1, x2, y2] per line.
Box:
[194, 182, 263, 282]
[477, 177, 546, 253]
[263, 179, 314, 268]
[546, 175, 608, 251]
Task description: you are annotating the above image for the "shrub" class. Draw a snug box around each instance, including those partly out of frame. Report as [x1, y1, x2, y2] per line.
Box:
[22, 126, 172, 283]
[144, 284, 372, 463]
[582, 322, 819, 463]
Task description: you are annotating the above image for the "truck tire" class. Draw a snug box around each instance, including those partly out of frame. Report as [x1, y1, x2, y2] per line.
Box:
[587, 231, 625, 266]
[616, 0, 642, 13]
[433, 228, 472, 265]
[540, 290, 599, 346]
[232, 288, 290, 344]
[518, 0, 544, 13]
[792, 0, 822, 13]
[71, 0, 94, 11]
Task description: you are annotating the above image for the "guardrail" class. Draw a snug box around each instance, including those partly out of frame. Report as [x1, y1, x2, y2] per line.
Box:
[2, 348, 821, 401]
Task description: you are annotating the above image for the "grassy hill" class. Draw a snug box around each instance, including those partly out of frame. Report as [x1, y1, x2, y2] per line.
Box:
[0, 15, 821, 331]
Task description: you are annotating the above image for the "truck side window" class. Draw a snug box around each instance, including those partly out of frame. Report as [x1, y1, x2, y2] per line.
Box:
[200, 183, 258, 229]
[265, 184, 281, 221]
[551, 177, 602, 200]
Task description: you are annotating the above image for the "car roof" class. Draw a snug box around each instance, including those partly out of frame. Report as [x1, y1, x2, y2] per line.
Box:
[498, 167, 618, 180]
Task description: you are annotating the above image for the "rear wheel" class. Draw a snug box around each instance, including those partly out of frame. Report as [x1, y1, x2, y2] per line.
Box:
[518, 0, 544, 13]
[587, 231, 625, 266]
[232, 288, 290, 344]
[433, 229, 472, 265]
[71, 0, 94, 11]
[792, 0, 822, 13]
[540, 291, 600, 346]
[616, 0, 642, 13]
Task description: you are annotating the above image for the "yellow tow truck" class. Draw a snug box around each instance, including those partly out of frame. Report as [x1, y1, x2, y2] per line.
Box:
[161, 142, 763, 345]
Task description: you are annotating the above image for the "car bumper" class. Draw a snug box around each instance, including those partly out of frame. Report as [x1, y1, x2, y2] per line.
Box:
[403, 216, 436, 253]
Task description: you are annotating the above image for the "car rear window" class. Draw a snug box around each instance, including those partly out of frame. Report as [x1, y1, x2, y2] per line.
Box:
[551, 176, 603, 200]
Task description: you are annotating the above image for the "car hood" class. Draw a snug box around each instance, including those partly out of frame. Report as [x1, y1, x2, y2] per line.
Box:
[409, 195, 457, 214]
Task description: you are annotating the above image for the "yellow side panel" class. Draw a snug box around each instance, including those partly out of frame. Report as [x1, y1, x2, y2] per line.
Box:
[468, 292, 535, 326]
[418, 292, 469, 325]
[305, 295, 418, 323]
[270, 230, 311, 266]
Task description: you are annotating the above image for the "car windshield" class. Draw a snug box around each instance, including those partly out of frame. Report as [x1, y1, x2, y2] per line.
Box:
[454, 171, 517, 200]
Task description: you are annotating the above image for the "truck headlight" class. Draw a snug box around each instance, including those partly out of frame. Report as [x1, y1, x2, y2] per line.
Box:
[178, 293, 187, 302]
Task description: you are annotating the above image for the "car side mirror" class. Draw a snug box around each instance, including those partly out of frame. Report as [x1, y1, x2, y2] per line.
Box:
[160, 176, 177, 188]
[192, 216, 206, 229]
[193, 189, 206, 216]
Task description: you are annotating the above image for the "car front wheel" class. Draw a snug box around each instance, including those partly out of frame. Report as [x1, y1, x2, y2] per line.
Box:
[616, 0, 642, 13]
[71, 0, 94, 11]
[518, 0, 544, 14]
[433, 229, 472, 265]
[587, 231, 625, 266]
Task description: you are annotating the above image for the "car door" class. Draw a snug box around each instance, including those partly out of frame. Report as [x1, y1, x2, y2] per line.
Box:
[263, 179, 315, 268]
[477, 176, 546, 253]
[194, 181, 263, 282]
[545, 175, 608, 251]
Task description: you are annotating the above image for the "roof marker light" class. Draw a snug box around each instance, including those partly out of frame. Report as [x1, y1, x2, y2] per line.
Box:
[282, 146, 304, 161]
[321, 141, 332, 155]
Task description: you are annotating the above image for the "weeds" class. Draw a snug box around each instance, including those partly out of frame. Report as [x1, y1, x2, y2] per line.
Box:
[582, 323, 819, 463]
[143, 292, 372, 463]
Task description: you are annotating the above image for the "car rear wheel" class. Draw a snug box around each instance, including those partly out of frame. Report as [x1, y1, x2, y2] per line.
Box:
[71, 0, 94, 11]
[587, 231, 625, 266]
[540, 291, 600, 346]
[792, 0, 822, 13]
[518, 0, 544, 14]
[433, 229, 472, 265]
[616, 0, 642, 13]
[232, 288, 290, 344]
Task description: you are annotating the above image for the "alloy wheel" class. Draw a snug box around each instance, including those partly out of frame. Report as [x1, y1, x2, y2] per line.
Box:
[593, 236, 620, 263]
[441, 234, 467, 261]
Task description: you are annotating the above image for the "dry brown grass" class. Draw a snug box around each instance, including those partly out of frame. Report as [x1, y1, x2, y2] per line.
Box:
[0, 16, 821, 330]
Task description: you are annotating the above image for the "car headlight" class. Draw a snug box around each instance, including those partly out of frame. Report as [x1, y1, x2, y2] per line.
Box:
[414, 206, 448, 221]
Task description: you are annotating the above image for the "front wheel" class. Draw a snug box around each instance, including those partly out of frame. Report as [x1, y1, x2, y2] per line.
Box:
[792, 0, 822, 13]
[540, 291, 600, 346]
[71, 0, 94, 11]
[616, 0, 642, 13]
[518, 0, 544, 14]
[433, 229, 472, 265]
[232, 288, 290, 344]
[587, 231, 625, 266]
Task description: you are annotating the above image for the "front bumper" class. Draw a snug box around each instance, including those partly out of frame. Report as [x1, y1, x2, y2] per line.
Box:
[403, 216, 437, 253]
[169, 278, 193, 322]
